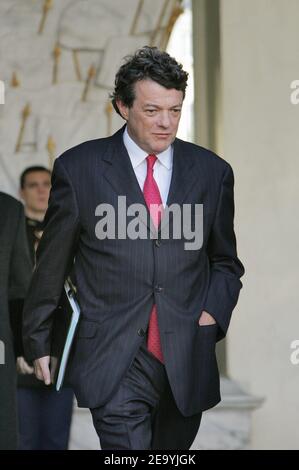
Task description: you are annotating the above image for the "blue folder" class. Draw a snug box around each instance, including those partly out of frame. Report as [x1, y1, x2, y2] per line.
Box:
[50, 279, 81, 391]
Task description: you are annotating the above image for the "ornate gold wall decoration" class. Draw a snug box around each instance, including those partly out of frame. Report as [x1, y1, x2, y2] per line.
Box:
[15, 103, 31, 153]
[52, 43, 61, 85]
[38, 0, 53, 35]
[47, 135, 56, 169]
[11, 72, 20, 88]
[81, 64, 96, 102]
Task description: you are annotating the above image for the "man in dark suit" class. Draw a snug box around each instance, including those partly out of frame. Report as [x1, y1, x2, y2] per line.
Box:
[23, 46, 245, 450]
[0, 192, 32, 449]
[16, 166, 74, 450]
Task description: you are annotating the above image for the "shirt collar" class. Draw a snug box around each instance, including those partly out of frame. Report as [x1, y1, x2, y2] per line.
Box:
[123, 126, 172, 170]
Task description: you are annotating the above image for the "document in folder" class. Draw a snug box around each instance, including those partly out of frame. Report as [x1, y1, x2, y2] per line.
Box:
[50, 279, 80, 391]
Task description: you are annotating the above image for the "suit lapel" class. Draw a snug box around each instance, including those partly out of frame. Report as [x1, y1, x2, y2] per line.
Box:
[159, 138, 197, 234]
[101, 128, 200, 238]
[101, 127, 155, 235]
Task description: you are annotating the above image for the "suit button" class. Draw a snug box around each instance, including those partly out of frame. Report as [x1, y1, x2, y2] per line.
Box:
[138, 328, 145, 337]
[155, 285, 163, 293]
[155, 239, 161, 247]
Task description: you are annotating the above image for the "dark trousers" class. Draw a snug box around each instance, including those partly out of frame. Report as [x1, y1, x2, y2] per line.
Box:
[17, 387, 74, 450]
[90, 337, 202, 450]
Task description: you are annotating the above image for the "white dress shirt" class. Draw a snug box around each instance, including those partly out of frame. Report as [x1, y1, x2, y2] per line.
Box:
[123, 126, 173, 207]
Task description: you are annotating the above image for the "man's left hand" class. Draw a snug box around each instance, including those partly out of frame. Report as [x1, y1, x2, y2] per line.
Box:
[16, 356, 34, 375]
[198, 310, 216, 326]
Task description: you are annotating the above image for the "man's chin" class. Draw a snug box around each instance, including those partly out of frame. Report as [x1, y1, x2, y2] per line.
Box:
[151, 142, 172, 154]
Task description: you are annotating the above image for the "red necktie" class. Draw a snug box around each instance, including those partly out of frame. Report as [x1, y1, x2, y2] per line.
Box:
[143, 154, 164, 363]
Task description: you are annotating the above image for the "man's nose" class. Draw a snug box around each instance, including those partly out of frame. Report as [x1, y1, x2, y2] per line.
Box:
[157, 111, 170, 128]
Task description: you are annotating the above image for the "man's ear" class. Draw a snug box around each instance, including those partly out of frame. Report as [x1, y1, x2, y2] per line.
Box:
[116, 100, 128, 121]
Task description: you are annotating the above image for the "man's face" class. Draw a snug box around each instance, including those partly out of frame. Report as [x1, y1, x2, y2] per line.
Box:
[117, 79, 184, 154]
[20, 171, 51, 214]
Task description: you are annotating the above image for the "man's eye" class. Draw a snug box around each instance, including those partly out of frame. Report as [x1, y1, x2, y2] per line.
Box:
[145, 109, 156, 114]
[172, 109, 181, 114]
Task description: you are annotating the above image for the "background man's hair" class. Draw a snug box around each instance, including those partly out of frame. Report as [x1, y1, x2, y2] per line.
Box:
[20, 166, 51, 189]
[111, 46, 188, 118]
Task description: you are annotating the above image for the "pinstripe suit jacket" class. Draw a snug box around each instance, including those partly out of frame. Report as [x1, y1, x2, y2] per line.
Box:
[23, 125, 244, 416]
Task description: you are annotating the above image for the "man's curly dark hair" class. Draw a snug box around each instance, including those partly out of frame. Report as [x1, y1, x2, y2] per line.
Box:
[111, 46, 188, 118]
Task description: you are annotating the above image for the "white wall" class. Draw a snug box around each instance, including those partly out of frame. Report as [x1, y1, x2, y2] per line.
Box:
[220, 0, 299, 449]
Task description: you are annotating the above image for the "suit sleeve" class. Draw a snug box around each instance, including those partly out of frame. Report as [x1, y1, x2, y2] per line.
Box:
[23, 158, 80, 361]
[203, 163, 245, 340]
